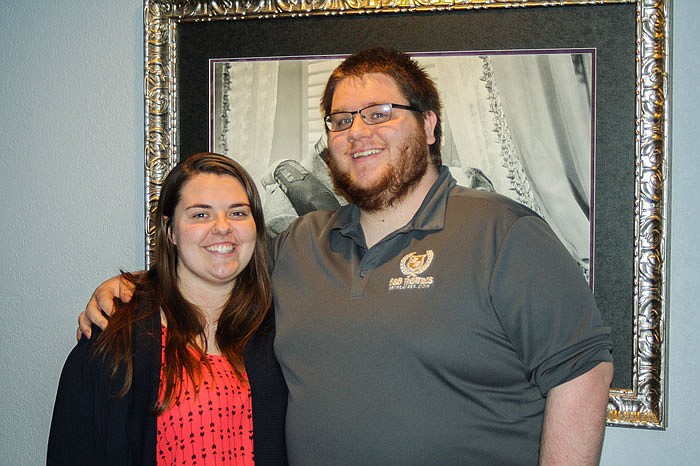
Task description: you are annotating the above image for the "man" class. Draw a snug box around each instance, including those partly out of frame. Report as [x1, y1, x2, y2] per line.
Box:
[81, 48, 613, 465]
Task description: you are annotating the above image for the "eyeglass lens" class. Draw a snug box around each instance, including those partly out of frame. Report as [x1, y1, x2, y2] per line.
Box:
[325, 103, 397, 132]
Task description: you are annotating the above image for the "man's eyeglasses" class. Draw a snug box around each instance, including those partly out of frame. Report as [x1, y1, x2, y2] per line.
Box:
[324, 103, 419, 132]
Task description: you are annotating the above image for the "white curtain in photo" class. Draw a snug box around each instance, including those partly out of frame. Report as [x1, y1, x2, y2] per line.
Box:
[423, 56, 516, 196]
[224, 61, 280, 184]
[427, 54, 592, 271]
[489, 53, 592, 269]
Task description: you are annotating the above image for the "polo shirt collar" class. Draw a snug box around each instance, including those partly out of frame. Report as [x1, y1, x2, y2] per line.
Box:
[331, 165, 457, 245]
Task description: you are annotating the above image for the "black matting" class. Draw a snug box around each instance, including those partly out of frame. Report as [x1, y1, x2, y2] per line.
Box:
[176, 4, 636, 388]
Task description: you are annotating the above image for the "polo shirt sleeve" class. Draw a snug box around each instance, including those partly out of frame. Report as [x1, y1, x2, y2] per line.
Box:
[488, 215, 613, 395]
[269, 217, 297, 269]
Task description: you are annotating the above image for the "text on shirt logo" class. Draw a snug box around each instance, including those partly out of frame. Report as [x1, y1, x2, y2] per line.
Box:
[388, 250, 435, 290]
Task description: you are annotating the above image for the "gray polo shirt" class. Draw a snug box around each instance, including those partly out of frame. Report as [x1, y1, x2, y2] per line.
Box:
[271, 166, 612, 466]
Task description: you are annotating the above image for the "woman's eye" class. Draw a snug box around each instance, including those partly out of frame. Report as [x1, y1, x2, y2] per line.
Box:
[192, 212, 208, 219]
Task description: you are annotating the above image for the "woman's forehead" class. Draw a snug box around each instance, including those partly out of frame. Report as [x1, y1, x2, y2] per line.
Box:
[178, 173, 249, 204]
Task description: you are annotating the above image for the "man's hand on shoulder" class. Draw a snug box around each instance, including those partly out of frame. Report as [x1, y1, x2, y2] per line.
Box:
[77, 274, 137, 339]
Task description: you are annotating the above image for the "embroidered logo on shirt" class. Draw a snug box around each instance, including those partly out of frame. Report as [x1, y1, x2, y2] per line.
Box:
[388, 250, 435, 290]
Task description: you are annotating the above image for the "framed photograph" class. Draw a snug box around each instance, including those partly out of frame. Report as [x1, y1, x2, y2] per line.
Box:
[144, 0, 670, 429]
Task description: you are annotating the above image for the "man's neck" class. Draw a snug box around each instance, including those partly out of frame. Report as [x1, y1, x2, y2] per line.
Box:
[360, 166, 439, 248]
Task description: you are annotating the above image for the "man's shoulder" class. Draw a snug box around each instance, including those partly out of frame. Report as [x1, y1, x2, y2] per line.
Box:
[272, 206, 346, 255]
[448, 185, 540, 221]
[285, 206, 347, 235]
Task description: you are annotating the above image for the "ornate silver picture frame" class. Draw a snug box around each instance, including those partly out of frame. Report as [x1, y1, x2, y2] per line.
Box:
[144, 0, 670, 429]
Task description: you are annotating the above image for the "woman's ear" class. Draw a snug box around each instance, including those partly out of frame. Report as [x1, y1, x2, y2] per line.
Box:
[164, 217, 176, 245]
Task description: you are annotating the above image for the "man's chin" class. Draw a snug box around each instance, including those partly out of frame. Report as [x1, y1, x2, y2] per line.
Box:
[337, 183, 403, 211]
[330, 172, 378, 203]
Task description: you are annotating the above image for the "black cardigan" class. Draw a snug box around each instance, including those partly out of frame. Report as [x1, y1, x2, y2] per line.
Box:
[47, 307, 288, 466]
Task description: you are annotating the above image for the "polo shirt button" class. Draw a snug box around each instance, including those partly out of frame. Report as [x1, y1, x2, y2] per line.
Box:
[359, 270, 367, 278]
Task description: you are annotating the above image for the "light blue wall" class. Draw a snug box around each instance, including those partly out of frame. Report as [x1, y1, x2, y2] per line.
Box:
[601, 0, 700, 463]
[0, 2, 144, 463]
[1, 1, 697, 464]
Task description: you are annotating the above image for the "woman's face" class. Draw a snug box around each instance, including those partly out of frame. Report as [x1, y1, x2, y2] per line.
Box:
[167, 173, 257, 292]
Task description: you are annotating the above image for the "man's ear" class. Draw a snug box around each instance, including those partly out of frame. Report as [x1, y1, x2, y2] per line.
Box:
[422, 110, 438, 145]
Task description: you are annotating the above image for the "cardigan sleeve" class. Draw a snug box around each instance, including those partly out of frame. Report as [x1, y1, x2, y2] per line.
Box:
[47, 326, 105, 466]
[47, 313, 162, 466]
[244, 311, 289, 466]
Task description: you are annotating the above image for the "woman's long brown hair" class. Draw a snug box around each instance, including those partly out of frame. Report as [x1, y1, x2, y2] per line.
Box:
[92, 153, 272, 412]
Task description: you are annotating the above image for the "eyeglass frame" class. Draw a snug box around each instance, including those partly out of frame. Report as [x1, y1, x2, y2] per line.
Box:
[324, 103, 420, 132]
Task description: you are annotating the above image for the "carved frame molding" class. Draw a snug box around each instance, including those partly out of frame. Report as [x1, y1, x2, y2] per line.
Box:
[144, 0, 670, 429]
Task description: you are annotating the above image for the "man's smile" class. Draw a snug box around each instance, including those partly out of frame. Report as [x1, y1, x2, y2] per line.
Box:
[351, 148, 383, 159]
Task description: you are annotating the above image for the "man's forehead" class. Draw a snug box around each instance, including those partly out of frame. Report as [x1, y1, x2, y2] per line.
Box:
[331, 73, 404, 107]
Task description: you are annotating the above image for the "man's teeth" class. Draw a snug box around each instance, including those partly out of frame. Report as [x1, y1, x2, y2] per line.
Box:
[352, 149, 382, 159]
[206, 244, 234, 253]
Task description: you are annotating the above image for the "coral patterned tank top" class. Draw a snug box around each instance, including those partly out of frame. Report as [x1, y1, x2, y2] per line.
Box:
[156, 327, 254, 465]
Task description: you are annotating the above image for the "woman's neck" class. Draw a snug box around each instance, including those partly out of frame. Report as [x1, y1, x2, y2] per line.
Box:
[174, 279, 232, 355]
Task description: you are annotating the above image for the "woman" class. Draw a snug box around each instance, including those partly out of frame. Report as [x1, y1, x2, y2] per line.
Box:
[48, 153, 287, 465]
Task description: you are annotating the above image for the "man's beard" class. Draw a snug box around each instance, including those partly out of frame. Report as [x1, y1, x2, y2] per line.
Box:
[327, 133, 429, 212]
